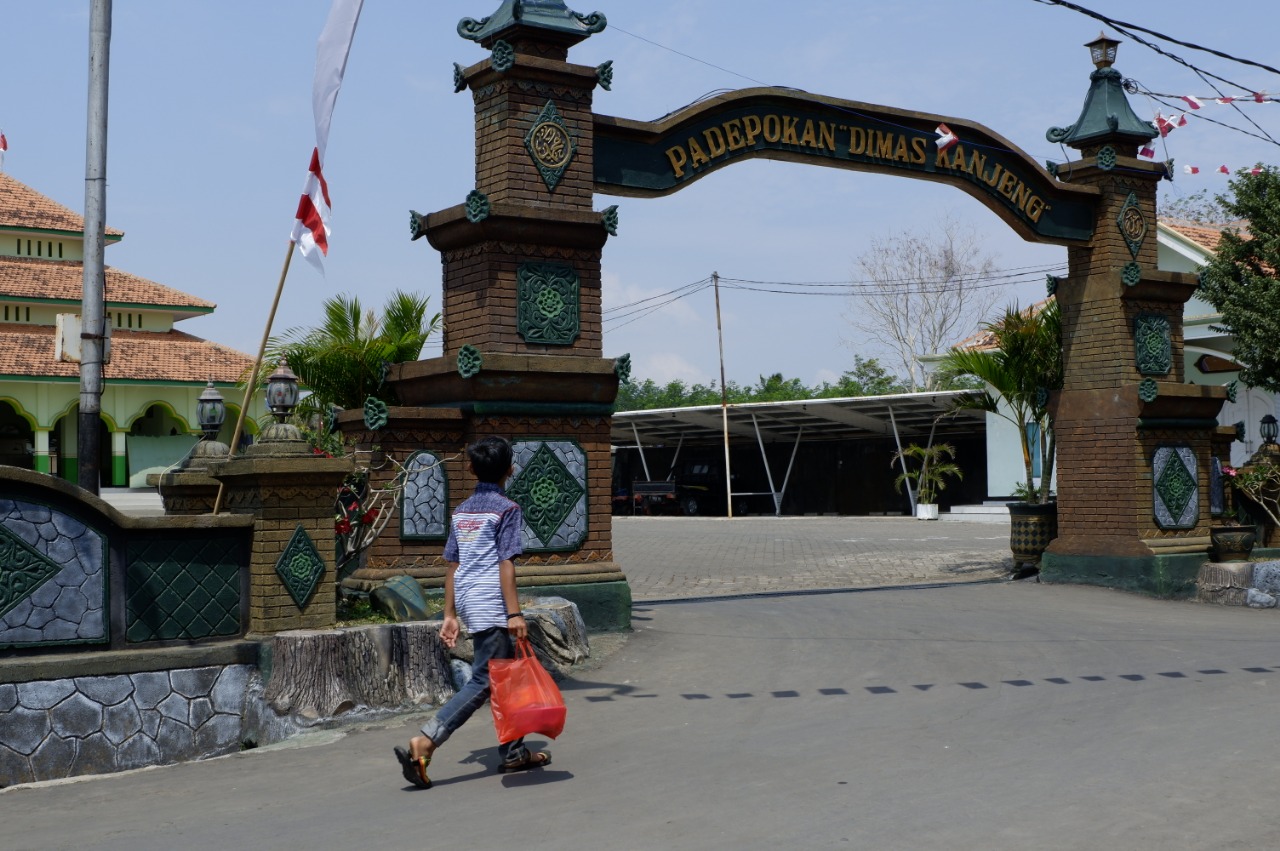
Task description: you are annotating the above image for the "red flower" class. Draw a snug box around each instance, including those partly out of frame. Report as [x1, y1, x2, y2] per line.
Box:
[361, 508, 379, 525]
[335, 519, 353, 535]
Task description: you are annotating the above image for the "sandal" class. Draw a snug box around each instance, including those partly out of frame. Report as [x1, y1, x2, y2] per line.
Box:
[498, 751, 551, 774]
[394, 745, 432, 789]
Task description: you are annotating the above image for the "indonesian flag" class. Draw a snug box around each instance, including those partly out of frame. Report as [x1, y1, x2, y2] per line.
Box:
[1216, 97, 1237, 105]
[290, 0, 364, 273]
[934, 123, 959, 153]
[1184, 165, 1199, 174]
[1139, 145, 1156, 159]
[0, 130, 7, 170]
[1181, 95, 1203, 110]
[1252, 167, 1263, 175]
[1155, 113, 1173, 137]
[1218, 165, 1231, 174]
[1255, 92, 1268, 103]
[1175, 113, 1189, 128]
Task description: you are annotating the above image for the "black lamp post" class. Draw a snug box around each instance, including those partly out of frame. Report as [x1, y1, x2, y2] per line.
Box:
[196, 380, 227, 441]
[1260, 414, 1278, 446]
[265, 358, 301, 423]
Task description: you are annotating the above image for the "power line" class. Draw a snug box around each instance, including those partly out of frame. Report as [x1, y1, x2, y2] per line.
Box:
[604, 277, 709, 315]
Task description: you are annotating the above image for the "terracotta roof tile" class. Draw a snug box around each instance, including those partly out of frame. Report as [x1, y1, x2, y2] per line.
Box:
[1159, 219, 1249, 254]
[0, 324, 252, 383]
[953, 298, 1054, 352]
[0, 255, 213, 310]
[0, 172, 123, 236]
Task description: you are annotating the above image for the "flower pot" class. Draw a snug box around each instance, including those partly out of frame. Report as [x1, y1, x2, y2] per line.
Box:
[1209, 524, 1256, 563]
[1008, 501, 1058, 573]
[916, 503, 939, 521]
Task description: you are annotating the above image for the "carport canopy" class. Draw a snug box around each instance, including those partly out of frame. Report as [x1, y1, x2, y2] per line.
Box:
[612, 390, 987, 515]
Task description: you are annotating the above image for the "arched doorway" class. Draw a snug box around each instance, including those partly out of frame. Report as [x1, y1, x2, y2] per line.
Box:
[126, 403, 197, 487]
[0, 400, 35, 470]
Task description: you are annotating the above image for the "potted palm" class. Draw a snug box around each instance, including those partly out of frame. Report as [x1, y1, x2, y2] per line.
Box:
[938, 299, 1062, 571]
[891, 442, 963, 520]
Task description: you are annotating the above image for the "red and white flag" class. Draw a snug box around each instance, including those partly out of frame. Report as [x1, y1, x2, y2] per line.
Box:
[0, 130, 7, 170]
[1184, 165, 1199, 175]
[1218, 165, 1231, 174]
[1216, 96, 1237, 105]
[1155, 113, 1174, 137]
[1251, 167, 1263, 175]
[1139, 145, 1156, 159]
[290, 0, 364, 273]
[934, 123, 959, 153]
[1255, 92, 1268, 103]
[1180, 95, 1203, 110]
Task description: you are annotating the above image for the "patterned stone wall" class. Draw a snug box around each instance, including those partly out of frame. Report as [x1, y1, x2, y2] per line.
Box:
[0, 665, 252, 786]
[0, 497, 106, 647]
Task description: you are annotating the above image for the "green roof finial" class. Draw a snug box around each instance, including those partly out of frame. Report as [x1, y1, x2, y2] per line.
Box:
[459, 1, 606, 46]
[1046, 34, 1157, 150]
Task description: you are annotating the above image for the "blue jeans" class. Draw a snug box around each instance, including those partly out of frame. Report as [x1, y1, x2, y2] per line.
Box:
[421, 627, 530, 764]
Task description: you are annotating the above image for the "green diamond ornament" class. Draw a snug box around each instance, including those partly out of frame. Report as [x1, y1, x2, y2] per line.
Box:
[276, 525, 326, 608]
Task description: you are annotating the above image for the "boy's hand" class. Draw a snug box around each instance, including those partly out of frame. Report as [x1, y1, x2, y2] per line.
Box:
[440, 615, 460, 648]
[508, 615, 527, 640]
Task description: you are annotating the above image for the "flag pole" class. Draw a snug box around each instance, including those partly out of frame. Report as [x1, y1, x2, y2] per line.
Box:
[211, 240, 296, 514]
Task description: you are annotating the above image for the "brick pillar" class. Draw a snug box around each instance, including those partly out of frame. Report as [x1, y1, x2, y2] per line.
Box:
[209, 455, 352, 634]
[1046, 45, 1227, 565]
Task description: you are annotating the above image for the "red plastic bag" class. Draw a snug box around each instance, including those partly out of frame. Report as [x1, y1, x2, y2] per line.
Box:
[489, 638, 566, 744]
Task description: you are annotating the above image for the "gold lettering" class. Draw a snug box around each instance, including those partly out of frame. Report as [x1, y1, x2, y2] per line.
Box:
[763, 114, 782, 143]
[1027, 198, 1049, 223]
[819, 122, 836, 152]
[968, 150, 986, 177]
[949, 145, 969, 173]
[688, 137, 710, 169]
[703, 127, 727, 158]
[782, 116, 800, 145]
[1012, 183, 1033, 211]
[910, 136, 927, 164]
[998, 171, 1018, 197]
[724, 119, 746, 151]
[935, 145, 950, 167]
[876, 132, 895, 159]
[984, 163, 1004, 187]
[666, 145, 689, 178]
[799, 120, 817, 148]
[743, 115, 763, 146]
[894, 135, 910, 162]
[849, 127, 867, 155]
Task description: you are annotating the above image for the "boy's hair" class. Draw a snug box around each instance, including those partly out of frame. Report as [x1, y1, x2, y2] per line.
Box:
[468, 436, 513, 483]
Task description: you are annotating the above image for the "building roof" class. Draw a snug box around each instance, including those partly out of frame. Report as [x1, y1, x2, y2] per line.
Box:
[0, 324, 252, 384]
[0, 172, 123, 237]
[0, 255, 213, 312]
[1160, 221, 1239, 254]
[614, 390, 985, 447]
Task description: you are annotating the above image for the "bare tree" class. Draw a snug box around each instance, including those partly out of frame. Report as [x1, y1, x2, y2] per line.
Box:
[846, 216, 1006, 392]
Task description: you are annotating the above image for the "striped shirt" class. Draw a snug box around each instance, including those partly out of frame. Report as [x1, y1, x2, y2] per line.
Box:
[443, 482, 524, 632]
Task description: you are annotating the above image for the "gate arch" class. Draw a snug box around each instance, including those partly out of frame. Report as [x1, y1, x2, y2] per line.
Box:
[394, 3, 1227, 596]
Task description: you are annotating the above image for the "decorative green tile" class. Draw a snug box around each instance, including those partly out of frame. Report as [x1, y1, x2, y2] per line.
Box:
[363, 397, 389, 431]
[465, 189, 490, 223]
[1116, 191, 1147, 260]
[508, 443, 586, 546]
[125, 536, 242, 642]
[1096, 145, 1117, 170]
[276, 525, 326, 609]
[1154, 446, 1198, 529]
[1134, 313, 1172, 375]
[491, 39, 515, 72]
[524, 100, 576, 191]
[0, 523, 62, 621]
[457, 344, 484, 378]
[517, 262, 580, 345]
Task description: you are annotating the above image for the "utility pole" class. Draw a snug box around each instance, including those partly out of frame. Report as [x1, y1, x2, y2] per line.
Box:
[79, 0, 112, 494]
[713, 271, 734, 518]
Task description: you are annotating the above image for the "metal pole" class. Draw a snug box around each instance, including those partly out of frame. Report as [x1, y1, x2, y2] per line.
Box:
[630, 421, 651, 481]
[751, 413, 781, 516]
[665, 433, 684, 481]
[78, 0, 112, 495]
[888, 405, 915, 513]
[714, 271, 734, 518]
[777, 426, 804, 513]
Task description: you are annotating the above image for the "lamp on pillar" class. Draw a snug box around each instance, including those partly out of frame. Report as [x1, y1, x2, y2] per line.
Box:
[1260, 414, 1278, 446]
[1085, 32, 1120, 69]
[250, 357, 309, 454]
[181, 380, 230, 469]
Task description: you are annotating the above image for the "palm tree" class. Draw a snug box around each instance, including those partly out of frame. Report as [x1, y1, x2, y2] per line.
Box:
[266, 290, 441, 414]
[938, 299, 1061, 504]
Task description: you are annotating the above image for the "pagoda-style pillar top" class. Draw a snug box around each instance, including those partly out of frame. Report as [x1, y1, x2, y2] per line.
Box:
[1046, 34, 1157, 152]
[459, 0, 606, 49]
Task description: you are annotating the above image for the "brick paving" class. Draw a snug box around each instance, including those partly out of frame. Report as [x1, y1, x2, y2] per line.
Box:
[612, 515, 1013, 601]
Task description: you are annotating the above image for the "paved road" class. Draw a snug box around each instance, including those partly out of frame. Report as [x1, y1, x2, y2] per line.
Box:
[7, 581, 1280, 850]
[613, 515, 1012, 600]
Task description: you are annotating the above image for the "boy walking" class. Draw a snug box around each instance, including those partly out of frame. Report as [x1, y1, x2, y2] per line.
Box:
[394, 436, 551, 789]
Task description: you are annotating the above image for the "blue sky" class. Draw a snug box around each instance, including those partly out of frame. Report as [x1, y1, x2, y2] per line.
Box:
[2, 1, 1276, 389]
